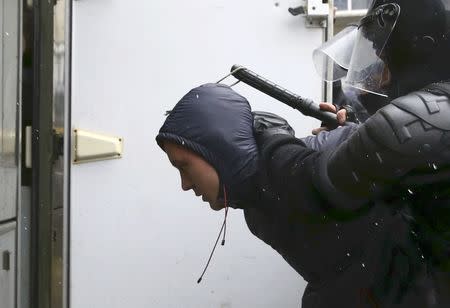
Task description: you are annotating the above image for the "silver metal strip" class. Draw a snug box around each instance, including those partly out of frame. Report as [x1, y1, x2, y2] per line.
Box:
[325, 0, 335, 103]
[335, 9, 367, 18]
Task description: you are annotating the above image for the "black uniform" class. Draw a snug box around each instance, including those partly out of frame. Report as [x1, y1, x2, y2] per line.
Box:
[156, 83, 448, 307]
[256, 83, 450, 307]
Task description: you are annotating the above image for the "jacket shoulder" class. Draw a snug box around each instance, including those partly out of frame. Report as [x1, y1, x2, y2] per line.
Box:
[391, 90, 450, 130]
[367, 93, 450, 160]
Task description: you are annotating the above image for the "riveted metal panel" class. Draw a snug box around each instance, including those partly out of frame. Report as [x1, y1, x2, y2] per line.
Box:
[0, 222, 16, 308]
[0, 0, 19, 223]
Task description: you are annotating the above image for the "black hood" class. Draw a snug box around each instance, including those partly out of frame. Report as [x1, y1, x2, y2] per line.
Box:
[156, 83, 259, 207]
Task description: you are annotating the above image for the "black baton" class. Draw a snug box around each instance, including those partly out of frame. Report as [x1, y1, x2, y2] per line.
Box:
[230, 65, 341, 126]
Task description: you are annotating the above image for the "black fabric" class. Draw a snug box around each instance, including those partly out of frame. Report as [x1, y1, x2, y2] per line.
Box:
[252, 111, 295, 142]
[399, 82, 450, 274]
[156, 83, 449, 307]
[252, 129, 449, 307]
[246, 128, 448, 307]
[424, 80, 450, 98]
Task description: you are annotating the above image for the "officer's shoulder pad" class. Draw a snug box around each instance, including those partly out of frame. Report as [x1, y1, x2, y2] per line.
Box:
[391, 90, 450, 130]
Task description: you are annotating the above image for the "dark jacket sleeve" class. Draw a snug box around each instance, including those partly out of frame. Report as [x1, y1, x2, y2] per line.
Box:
[258, 134, 331, 216]
[301, 123, 359, 151]
[317, 91, 450, 210]
[260, 90, 450, 212]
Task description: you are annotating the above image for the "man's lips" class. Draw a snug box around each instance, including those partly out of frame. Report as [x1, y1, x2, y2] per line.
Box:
[194, 191, 206, 201]
[194, 191, 207, 201]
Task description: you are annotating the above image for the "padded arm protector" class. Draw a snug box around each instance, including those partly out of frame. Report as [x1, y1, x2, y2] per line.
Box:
[316, 91, 450, 210]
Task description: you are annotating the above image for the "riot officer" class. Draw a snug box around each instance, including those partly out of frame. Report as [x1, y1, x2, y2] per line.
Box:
[285, 0, 450, 305]
[255, 0, 450, 305]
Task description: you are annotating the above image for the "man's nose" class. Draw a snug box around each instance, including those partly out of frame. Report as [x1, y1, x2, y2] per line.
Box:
[181, 176, 193, 191]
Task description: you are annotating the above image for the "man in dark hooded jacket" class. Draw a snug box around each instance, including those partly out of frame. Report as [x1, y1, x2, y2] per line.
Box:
[157, 1, 450, 306]
[156, 82, 447, 307]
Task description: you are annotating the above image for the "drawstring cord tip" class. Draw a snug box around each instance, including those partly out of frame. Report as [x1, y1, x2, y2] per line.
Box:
[195, 185, 229, 285]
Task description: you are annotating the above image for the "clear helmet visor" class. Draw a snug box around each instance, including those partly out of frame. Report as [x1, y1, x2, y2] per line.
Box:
[313, 25, 358, 82]
[342, 3, 401, 99]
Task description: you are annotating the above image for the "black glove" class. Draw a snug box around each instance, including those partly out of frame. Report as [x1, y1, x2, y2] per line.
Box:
[338, 104, 359, 124]
[252, 111, 295, 146]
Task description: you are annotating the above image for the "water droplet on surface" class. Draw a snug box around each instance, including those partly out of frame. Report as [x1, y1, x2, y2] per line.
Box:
[5, 32, 9, 36]
[407, 189, 414, 195]
[361, 263, 366, 268]
[352, 172, 359, 182]
[432, 163, 438, 170]
[374, 222, 379, 226]
[346, 252, 351, 257]
[196, 94, 199, 99]
[262, 188, 266, 192]
[370, 182, 377, 192]
[375, 152, 383, 164]
[421, 255, 425, 259]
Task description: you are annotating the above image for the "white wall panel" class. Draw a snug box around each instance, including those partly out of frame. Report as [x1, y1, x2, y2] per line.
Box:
[72, 1, 324, 307]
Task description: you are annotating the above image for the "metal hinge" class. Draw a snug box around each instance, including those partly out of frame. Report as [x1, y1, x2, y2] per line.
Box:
[289, 0, 330, 28]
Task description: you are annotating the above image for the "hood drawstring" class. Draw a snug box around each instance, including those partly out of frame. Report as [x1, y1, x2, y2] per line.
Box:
[222, 186, 229, 245]
[197, 185, 229, 284]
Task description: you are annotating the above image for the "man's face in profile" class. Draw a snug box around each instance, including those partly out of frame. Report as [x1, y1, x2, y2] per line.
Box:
[164, 141, 224, 211]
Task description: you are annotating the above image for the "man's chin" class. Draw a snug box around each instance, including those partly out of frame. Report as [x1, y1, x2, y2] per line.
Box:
[209, 200, 225, 211]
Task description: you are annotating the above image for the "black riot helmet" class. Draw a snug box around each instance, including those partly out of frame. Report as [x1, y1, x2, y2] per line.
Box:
[344, 0, 450, 104]
[313, 0, 450, 114]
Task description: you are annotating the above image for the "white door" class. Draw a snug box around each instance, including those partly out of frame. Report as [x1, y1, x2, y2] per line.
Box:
[71, 1, 325, 307]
